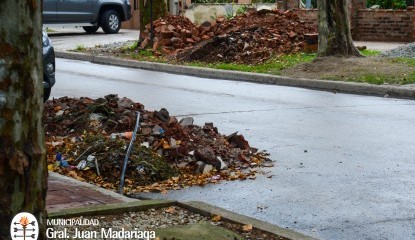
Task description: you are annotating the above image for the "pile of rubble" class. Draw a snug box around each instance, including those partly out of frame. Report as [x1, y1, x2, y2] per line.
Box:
[141, 9, 317, 63]
[43, 95, 273, 193]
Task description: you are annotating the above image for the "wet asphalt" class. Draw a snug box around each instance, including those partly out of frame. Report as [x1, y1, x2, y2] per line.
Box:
[52, 58, 415, 240]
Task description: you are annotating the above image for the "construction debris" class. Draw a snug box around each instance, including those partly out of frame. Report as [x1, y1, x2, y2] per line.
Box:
[141, 9, 317, 64]
[43, 95, 273, 193]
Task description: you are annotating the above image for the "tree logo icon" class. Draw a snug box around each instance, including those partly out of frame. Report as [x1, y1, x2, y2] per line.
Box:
[10, 212, 39, 240]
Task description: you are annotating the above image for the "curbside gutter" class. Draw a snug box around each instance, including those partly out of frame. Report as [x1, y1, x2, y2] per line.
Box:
[56, 51, 415, 100]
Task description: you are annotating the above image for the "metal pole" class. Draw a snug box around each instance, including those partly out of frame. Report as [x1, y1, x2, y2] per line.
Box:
[118, 112, 141, 194]
[150, 0, 154, 45]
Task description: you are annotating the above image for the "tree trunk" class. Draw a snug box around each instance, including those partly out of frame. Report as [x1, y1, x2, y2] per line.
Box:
[139, 0, 168, 41]
[317, 0, 361, 57]
[0, 0, 47, 239]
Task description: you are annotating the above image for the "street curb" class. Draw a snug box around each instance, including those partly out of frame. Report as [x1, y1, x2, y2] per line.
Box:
[47, 199, 316, 240]
[178, 201, 317, 240]
[48, 200, 177, 219]
[48, 171, 137, 205]
[56, 51, 415, 100]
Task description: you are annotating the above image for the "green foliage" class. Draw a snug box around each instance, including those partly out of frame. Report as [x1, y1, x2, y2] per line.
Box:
[367, 0, 407, 9]
[391, 57, 415, 66]
[141, 0, 168, 29]
[120, 41, 139, 51]
[236, 5, 248, 15]
[75, 45, 86, 51]
[338, 72, 415, 85]
[360, 49, 381, 56]
[224, 4, 248, 20]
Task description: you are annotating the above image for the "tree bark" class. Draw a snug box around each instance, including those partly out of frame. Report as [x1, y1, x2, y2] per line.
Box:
[139, 0, 168, 42]
[317, 0, 361, 57]
[0, 0, 47, 239]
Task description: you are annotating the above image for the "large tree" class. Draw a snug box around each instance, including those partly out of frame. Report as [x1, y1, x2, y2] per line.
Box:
[0, 0, 47, 239]
[317, 0, 361, 57]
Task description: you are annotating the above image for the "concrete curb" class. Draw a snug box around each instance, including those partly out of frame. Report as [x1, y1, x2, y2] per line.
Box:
[56, 51, 415, 100]
[178, 201, 317, 240]
[47, 196, 315, 240]
[48, 200, 177, 219]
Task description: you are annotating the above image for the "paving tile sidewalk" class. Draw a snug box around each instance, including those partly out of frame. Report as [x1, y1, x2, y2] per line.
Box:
[46, 172, 136, 213]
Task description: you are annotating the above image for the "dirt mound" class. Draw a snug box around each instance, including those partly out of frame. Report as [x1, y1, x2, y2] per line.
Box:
[142, 9, 317, 64]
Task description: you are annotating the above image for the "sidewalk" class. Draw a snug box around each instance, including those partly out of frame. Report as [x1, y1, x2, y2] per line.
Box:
[46, 172, 313, 240]
[46, 172, 136, 213]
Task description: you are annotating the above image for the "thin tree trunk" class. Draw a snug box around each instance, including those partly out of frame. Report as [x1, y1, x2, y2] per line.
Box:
[0, 0, 47, 239]
[138, 0, 168, 43]
[317, 0, 361, 57]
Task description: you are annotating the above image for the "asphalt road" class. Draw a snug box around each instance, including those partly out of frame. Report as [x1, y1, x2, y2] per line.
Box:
[52, 58, 415, 240]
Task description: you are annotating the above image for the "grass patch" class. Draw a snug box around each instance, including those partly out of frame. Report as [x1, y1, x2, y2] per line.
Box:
[187, 53, 316, 75]
[74, 44, 86, 51]
[121, 48, 168, 63]
[352, 72, 415, 85]
[360, 49, 381, 57]
[390, 57, 415, 67]
[120, 41, 139, 52]
[327, 71, 415, 85]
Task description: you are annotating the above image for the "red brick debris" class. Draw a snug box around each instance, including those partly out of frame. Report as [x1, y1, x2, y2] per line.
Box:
[43, 95, 273, 193]
[141, 9, 317, 64]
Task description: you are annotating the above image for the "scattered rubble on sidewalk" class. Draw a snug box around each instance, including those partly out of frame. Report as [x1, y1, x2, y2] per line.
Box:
[43, 95, 274, 193]
[139, 9, 316, 64]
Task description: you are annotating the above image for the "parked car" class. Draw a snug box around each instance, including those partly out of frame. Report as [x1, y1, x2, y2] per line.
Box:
[42, 0, 132, 34]
[43, 28, 55, 102]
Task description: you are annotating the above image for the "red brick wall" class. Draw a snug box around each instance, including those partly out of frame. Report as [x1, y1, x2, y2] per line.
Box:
[295, 9, 318, 28]
[295, 8, 415, 42]
[354, 9, 415, 41]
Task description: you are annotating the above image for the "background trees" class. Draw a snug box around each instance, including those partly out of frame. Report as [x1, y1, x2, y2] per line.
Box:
[367, 0, 407, 9]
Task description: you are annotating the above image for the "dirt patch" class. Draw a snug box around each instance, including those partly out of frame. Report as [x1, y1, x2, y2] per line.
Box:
[281, 56, 414, 83]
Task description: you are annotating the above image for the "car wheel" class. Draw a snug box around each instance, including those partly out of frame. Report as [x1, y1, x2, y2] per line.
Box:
[101, 10, 121, 34]
[83, 26, 99, 34]
[43, 87, 51, 102]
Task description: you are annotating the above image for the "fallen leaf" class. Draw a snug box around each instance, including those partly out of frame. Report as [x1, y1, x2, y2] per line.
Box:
[242, 224, 253, 231]
[165, 207, 175, 213]
[68, 170, 78, 178]
[212, 215, 221, 222]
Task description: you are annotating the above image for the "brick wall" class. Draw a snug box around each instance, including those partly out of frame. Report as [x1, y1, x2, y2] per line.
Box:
[295, 8, 415, 42]
[354, 9, 415, 41]
[295, 9, 318, 28]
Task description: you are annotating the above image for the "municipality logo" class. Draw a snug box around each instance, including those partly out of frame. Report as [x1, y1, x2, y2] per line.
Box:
[10, 212, 39, 240]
